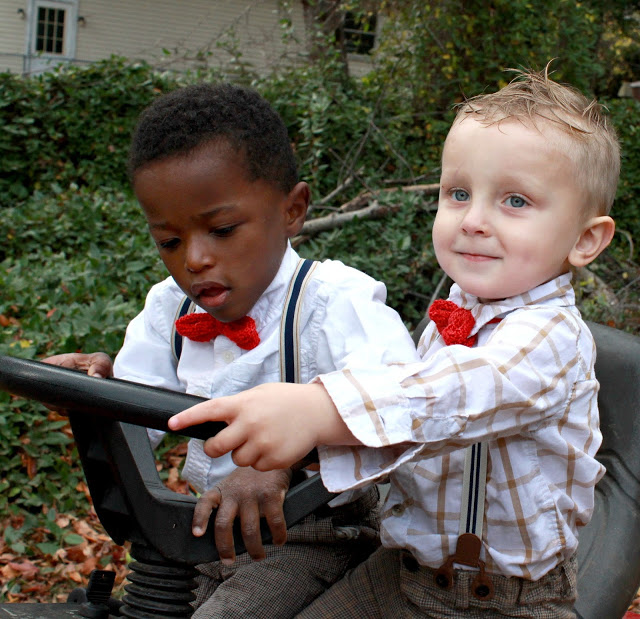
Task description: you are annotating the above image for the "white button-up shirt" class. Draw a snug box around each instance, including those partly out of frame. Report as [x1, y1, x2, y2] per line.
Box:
[317, 273, 605, 579]
[114, 244, 419, 496]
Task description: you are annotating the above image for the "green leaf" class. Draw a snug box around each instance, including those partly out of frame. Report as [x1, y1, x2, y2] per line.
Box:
[63, 533, 85, 546]
[36, 542, 60, 556]
[10, 541, 26, 554]
[41, 432, 72, 446]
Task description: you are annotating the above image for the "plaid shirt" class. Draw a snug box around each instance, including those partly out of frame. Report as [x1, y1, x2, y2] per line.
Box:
[317, 273, 605, 580]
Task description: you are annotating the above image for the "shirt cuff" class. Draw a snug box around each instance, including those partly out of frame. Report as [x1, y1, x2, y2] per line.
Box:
[317, 363, 415, 447]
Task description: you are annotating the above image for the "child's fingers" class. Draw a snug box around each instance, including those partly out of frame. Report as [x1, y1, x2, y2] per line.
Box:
[214, 497, 240, 565]
[253, 454, 288, 472]
[202, 422, 250, 460]
[168, 398, 234, 432]
[43, 354, 78, 368]
[238, 502, 265, 561]
[262, 493, 287, 547]
[251, 443, 314, 472]
[225, 440, 261, 468]
[87, 354, 113, 378]
[43, 352, 113, 378]
[192, 488, 221, 537]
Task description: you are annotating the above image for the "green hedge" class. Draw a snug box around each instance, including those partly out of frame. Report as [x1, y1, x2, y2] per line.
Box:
[0, 187, 163, 514]
[0, 58, 177, 208]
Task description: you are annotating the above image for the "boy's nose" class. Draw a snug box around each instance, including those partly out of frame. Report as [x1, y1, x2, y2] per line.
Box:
[185, 237, 215, 273]
[460, 201, 490, 236]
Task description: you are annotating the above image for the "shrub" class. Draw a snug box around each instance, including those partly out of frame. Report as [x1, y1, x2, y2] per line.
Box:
[0, 58, 178, 209]
[0, 186, 166, 515]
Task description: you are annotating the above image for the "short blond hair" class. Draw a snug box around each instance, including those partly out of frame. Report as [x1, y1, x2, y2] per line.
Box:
[455, 65, 620, 215]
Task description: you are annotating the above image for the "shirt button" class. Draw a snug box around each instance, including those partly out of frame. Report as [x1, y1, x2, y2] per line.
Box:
[391, 503, 405, 516]
[222, 350, 235, 364]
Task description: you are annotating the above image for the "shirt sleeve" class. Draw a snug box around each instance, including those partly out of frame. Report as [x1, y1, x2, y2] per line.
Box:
[113, 278, 185, 448]
[317, 307, 595, 491]
[308, 260, 421, 504]
[311, 260, 421, 375]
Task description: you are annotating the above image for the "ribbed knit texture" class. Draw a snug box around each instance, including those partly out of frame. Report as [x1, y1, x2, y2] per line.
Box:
[175, 313, 260, 350]
[428, 299, 477, 347]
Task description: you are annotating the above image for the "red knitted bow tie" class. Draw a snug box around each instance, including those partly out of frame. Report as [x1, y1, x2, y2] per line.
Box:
[175, 313, 260, 350]
[428, 299, 477, 347]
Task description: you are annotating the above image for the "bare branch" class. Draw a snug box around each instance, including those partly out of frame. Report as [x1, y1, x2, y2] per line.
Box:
[370, 121, 416, 180]
[617, 274, 640, 299]
[307, 169, 361, 216]
[292, 184, 439, 247]
[300, 199, 386, 235]
[328, 147, 379, 197]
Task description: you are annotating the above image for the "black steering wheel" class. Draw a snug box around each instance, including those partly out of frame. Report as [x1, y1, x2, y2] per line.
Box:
[0, 355, 335, 565]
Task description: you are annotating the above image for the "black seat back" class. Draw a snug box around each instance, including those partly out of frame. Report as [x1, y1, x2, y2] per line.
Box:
[574, 322, 640, 618]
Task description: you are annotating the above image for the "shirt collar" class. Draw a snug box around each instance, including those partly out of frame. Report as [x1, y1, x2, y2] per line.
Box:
[448, 272, 576, 335]
[247, 242, 300, 333]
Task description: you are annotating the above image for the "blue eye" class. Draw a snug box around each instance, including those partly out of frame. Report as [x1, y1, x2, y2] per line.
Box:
[506, 195, 527, 208]
[452, 189, 470, 202]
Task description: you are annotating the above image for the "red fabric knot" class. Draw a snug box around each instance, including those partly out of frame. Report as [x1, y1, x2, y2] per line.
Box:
[175, 313, 260, 350]
[428, 299, 477, 347]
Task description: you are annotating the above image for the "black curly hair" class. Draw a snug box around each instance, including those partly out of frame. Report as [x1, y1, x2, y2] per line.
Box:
[128, 83, 298, 194]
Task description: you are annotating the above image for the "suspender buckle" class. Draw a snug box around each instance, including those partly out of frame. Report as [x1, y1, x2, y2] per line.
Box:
[434, 533, 494, 600]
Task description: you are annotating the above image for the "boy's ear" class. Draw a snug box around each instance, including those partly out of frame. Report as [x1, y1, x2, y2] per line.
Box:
[285, 182, 310, 237]
[568, 215, 615, 268]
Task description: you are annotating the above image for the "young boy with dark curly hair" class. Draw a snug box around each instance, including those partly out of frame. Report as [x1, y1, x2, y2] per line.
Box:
[46, 82, 419, 618]
[170, 68, 619, 617]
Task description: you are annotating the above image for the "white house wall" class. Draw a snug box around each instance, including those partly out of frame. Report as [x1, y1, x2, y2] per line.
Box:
[1, 0, 29, 73]
[1, 0, 309, 75]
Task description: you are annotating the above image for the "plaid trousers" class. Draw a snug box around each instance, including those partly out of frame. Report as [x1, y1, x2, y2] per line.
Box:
[191, 486, 380, 619]
[296, 546, 578, 619]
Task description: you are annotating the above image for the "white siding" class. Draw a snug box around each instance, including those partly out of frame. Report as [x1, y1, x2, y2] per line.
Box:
[0, 0, 377, 78]
[0, 0, 29, 73]
[73, 0, 307, 74]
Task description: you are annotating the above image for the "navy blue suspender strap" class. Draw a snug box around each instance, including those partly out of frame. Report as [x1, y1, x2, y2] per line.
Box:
[460, 442, 488, 537]
[279, 259, 318, 384]
[172, 296, 195, 363]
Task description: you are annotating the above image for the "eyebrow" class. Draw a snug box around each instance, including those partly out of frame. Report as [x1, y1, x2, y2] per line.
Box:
[148, 205, 237, 230]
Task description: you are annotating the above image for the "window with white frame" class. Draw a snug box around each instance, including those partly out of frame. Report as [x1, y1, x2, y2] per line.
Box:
[35, 6, 66, 54]
[27, 0, 78, 63]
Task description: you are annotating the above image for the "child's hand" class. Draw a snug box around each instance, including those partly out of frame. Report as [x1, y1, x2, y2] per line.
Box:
[43, 352, 113, 378]
[168, 382, 354, 471]
[42, 353, 113, 413]
[192, 467, 292, 564]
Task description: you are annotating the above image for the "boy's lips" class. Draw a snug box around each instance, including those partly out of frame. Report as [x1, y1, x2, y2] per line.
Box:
[456, 249, 499, 262]
[460, 253, 497, 262]
[191, 282, 230, 308]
